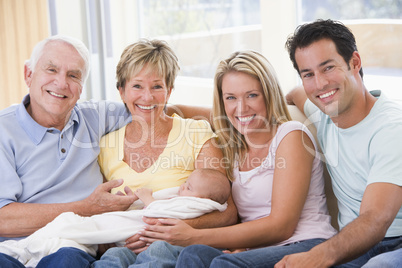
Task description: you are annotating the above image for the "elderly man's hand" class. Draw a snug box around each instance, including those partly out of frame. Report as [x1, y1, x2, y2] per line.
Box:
[80, 179, 137, 216]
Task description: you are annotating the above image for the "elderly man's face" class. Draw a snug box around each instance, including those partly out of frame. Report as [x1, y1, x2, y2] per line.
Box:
[24, 40, 85, 129]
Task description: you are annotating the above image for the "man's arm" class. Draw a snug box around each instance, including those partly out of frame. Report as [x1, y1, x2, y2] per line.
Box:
[286, 86, 308, 114]
[0, 179, 136, 237]
[275, 182, 402, 268]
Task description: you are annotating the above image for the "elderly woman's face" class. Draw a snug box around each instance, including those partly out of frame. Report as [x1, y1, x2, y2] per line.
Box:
[119, 66, 171, 123]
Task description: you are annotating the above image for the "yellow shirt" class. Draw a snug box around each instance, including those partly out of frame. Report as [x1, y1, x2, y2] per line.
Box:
[98, 114, 216, 194]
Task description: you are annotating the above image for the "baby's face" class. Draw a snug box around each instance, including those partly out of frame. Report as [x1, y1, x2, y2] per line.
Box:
[178, 174, 205, 198]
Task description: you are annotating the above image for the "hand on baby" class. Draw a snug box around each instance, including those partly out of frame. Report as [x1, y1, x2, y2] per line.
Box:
[115, 185, 136, 198]
[115, 186, 154, 206]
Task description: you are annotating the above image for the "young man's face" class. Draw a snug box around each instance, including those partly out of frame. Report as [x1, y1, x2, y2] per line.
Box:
[295, 38, 361, 119]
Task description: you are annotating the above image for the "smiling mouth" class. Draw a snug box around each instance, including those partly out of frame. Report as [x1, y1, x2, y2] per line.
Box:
[318, 90, 336, 99]
[48, 91, 66, 98]
[136, 104, 157, 110]
[236, 115, 255, 123]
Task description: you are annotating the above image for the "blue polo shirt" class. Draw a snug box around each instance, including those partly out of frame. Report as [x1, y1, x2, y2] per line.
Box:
[0, 95, 130, 241]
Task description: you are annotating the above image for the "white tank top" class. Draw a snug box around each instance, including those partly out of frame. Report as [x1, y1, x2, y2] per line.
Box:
[232, 121, 337, 246]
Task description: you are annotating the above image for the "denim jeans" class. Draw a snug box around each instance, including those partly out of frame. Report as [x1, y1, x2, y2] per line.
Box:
[0, 253, 25, 268]
[92, 241, 184, 268]
[176, 238, 326, 268]
[36, 247, 96, 268]
[361, 248, 402, 268]
[334, 236, 402, 268]
[0, 248, 95, 268]
[92, 247, 137, 268]
[177, 236, 402, 268]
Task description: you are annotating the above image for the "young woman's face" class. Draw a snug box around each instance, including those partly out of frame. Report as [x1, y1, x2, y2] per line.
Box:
[119, 66, 171, 124]
[221, 71, 268, 135]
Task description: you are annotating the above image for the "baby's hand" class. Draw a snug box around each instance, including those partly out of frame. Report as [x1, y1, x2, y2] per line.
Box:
[135, 188, 153, 199]
[134, 188, 155, 207]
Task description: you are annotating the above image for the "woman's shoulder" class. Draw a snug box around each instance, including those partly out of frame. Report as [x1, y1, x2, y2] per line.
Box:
[273, 121, 317, 149]
[277, 121, 310, 136]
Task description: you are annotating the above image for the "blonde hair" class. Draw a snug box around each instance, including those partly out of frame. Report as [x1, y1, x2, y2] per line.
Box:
[212, 50, 291, 181]
[116, 39, 180, 91]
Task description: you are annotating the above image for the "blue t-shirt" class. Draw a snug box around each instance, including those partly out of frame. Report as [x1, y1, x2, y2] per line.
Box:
[0, 95, 130, 241]
[304, 94, 402, 237]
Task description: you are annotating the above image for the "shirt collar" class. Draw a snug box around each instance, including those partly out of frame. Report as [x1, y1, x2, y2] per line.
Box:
[16, 94, 80, 145]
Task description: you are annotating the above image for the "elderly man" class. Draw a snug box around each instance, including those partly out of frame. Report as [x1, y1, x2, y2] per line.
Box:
[0, 35, 136, 267]
[278, 19, 402, 268]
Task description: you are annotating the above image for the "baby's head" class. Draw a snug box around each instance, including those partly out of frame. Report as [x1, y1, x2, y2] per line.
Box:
[178, 168, 231, 204]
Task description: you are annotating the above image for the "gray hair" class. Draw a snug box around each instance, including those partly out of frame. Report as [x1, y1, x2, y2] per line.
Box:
[25, 35, 90, 82]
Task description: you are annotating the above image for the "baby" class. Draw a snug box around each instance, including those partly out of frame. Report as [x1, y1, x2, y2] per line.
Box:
[135, 168, 230, 207]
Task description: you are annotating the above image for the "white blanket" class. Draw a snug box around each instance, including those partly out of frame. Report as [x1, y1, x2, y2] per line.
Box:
[0, 187, 227, 267]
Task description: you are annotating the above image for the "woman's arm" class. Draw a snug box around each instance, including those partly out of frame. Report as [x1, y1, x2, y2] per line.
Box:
[140, 130, 315, 248]
[144, 138, 238, 230]
[189, 138, 238, 228]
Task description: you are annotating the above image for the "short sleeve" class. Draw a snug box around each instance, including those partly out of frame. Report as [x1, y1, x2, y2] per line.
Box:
[0, 148, 21, 208]
[189, 118, 216, 160]
[368, 124, 402, 186]
[303, 99, 323, 130]
[171, 114, 216, 161]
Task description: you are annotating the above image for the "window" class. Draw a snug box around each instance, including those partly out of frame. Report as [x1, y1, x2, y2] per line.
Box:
[48, 0, 401, 105]
[138, 0, 262, 106]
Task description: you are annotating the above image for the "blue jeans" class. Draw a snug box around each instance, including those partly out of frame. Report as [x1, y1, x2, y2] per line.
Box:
[334, 236, 402, 268]
[36, 247, 96, 268]
[92, 241, 183, 268]
[361, 245, 402, 268]
[0, 253, 25, 268]
[0, 248, 95, 268]
[176, 238, 326, 268]
[92, 247, 137, 268]
[177, 236, 402, 268]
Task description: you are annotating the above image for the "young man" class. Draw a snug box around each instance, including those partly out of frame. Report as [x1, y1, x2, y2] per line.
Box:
[280, 19, 402, 267]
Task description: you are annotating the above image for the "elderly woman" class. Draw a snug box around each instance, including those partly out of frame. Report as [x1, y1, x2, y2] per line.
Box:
[96, 39, 237, 260]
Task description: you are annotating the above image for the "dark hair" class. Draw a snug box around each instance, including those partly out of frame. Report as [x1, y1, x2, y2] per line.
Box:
[285, 19, 363, 78]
